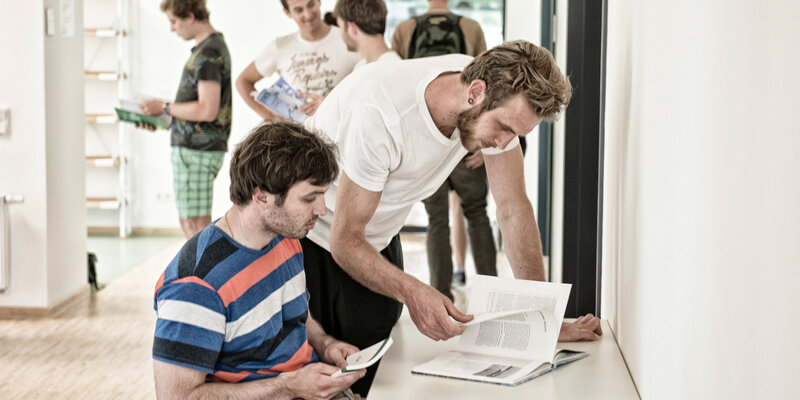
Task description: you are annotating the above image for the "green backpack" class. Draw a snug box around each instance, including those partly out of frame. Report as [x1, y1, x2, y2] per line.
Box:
[408, 13, 466, 59]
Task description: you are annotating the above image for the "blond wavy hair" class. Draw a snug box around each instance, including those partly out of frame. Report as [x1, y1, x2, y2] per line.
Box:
[461, 40, 572, 121]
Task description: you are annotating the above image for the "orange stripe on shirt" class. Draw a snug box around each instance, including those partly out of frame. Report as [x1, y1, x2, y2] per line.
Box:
[172, 276, 216, 291]
[218, 238, 302, 307]
[210, 369, 251, 383]
[260, 340, 314, 374]
[153, 271, 166, 298]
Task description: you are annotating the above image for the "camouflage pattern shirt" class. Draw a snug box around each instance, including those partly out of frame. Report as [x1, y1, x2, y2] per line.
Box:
[171, 32, 232, 152]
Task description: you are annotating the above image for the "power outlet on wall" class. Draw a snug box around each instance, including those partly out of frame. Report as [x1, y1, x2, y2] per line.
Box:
[156, 192, 172, 201]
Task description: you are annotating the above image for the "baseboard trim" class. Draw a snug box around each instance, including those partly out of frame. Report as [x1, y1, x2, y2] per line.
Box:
[0, 285, 91, 319]
[88, 226, 183, 236]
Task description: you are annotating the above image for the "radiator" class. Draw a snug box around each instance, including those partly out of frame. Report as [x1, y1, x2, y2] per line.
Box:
[1, 194, 23, 291]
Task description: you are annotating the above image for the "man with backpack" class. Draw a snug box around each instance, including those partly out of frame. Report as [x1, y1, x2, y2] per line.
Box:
[391, 1, 496, 299]
[391, 0, 486, 59]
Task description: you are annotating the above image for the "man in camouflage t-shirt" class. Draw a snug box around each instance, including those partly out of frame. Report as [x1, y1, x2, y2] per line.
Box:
[141, 0, 231, 239]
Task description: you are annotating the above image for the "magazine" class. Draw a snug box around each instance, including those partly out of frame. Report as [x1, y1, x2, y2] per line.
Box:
[253, 77, 309, 124]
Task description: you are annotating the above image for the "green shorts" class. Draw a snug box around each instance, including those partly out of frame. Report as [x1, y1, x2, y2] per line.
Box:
[171, 147, 225, 218]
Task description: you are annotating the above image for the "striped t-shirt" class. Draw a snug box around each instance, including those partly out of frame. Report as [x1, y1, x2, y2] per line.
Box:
[153, 223, 317, 382]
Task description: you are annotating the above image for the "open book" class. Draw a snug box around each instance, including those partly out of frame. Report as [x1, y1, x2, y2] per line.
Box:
[114, 99, 171, 129]
[253, 77, 309, 124]
[331, 337, 393, 378]
[411, 275, 588, 386]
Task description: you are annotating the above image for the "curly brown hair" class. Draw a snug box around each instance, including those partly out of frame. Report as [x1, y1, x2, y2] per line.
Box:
[160, 0, 210, 22]
[461, 40, 572, 121]
[229, 122, 339, 206]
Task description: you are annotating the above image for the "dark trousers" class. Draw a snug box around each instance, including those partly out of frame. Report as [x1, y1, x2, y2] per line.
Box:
[423, 158, 497, 299]
[301, 235, 404, 397]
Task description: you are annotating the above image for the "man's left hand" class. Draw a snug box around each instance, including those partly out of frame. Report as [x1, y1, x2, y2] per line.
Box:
[464, 152, 485, 169]
[319, 336, 360, 368]
[298, 93, 324, 116]
[558, 313, 603, 342]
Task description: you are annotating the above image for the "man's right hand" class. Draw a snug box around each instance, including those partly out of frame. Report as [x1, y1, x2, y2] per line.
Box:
[140, 99, 165, 116]
[404, 281, 473, 340]
[281, 362, 365, 400]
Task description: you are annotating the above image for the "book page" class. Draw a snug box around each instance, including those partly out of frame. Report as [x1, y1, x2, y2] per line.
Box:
[331, 337, 393, 377]
[552, 348, 590, 367]
[411, 351, 547, 385]
[456, 275, 571, 361]
[118, 98, 143, 113]
[455, 308, 538, 327]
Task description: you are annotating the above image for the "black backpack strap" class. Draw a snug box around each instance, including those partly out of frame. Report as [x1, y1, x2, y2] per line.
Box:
[452, 15, 466, 55]
[408, 14, 428, 59]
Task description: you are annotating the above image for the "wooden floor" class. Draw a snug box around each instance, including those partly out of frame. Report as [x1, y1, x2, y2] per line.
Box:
[0, 240, 183, 399]
[0, 233, 510, 398]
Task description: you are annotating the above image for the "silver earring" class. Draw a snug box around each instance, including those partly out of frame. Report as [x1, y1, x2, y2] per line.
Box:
[468, 98, 474, 104]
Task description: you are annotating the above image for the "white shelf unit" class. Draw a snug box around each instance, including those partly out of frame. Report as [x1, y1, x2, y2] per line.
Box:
[84, 0, 131, 238]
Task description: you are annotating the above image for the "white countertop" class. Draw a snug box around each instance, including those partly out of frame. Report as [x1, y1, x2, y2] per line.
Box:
[369, 317, 639, 399]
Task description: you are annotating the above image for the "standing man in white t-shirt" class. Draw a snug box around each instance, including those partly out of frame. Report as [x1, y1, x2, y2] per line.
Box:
[302, 40, 603, 397]
[235, 0, 360, 121]
[333, 0, 399, 68]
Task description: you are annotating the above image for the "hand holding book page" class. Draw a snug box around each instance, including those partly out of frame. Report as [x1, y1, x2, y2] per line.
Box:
[455, 308, 539, 327]
[115, 98, 171, 130]
[331, 338, 393, 378]
[413, 275, 588, 386]
[252, 77, 309, 124]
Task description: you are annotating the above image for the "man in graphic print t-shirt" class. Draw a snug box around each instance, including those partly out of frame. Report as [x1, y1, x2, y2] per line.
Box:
[152, 122, 365, 400]
[235, 0, 360, 121]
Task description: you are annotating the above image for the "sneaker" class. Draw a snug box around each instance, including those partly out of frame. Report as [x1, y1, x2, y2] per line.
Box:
[452, 270, 466, 287]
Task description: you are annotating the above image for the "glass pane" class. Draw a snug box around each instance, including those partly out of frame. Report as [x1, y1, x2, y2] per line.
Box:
[386, 1, 505, 50]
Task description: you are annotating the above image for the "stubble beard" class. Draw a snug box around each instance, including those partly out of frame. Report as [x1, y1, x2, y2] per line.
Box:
[456, 103, 487, 152]
[262, 209, 310, 240]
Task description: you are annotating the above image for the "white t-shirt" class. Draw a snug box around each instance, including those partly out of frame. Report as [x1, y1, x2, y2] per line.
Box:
[253, 27, 361, 96]
[304, 54, 519, 251]
[353, 50, 401, 70]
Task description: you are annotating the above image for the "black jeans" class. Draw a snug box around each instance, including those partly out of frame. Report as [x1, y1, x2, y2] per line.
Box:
[301, 235, 404, 397]
[422, 158, 497, 299]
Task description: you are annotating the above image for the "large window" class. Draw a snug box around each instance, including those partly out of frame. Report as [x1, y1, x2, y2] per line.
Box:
[385, 1, 505, 50]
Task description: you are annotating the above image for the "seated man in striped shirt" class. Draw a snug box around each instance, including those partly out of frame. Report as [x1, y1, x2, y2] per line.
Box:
[152, 122, 365, 399]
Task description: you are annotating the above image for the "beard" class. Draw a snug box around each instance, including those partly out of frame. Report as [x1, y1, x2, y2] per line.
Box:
[262, 208, 317, 240]
[455, 102, 488, 151]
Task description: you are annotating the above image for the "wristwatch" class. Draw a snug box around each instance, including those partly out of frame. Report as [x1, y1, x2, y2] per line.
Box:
[163, 102, 171, 116]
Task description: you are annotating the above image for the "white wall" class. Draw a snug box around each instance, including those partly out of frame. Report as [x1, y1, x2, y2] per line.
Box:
[0, 0, 50, 307]
[44, 0, 88, 305]
[550, 0, 568, 284]
[505, 0, 542, 246]
[0, 0, 86, 309]
[602, 1, 800, 398]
